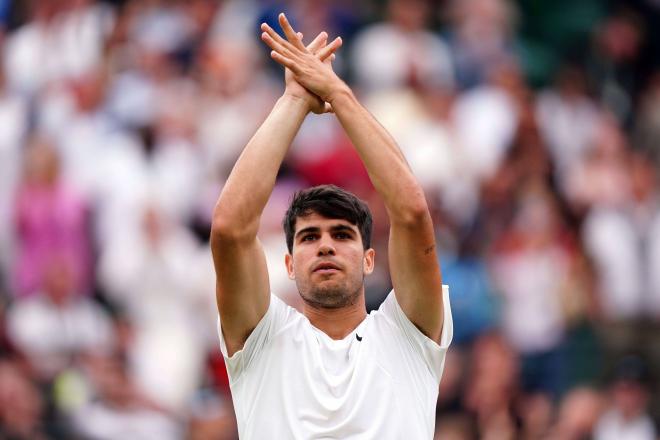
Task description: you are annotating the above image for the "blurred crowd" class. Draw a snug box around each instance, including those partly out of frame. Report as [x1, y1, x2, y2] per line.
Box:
[0, 0, 659, 438]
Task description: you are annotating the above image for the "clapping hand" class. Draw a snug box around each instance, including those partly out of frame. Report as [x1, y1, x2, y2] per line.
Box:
[261, 13, 345, 113]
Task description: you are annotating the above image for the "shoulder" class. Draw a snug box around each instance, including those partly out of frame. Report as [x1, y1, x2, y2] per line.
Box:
[371, 286, 453, 352]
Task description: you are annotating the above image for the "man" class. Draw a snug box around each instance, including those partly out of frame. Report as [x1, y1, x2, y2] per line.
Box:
[211, 13, 452, 439]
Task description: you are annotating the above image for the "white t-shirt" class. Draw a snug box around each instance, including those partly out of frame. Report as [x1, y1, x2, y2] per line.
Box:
[218, 285, 453, 439]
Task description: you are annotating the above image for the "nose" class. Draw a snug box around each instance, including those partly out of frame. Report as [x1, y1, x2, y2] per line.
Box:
[317, 239, 336, 257]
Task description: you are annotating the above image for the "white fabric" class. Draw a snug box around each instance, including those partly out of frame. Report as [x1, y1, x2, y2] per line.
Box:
[6, 295, 114, 377]
[218, 286, 453, 439]
[583, 207, 660, 318]
[350, 24, 454, 92]
[594, 409, 656, 440]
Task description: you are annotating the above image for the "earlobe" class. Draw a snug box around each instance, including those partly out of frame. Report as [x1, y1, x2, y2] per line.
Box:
[285, 254, 295, 280]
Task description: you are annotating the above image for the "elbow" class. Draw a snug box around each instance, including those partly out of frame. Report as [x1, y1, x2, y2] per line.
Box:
[390, 193, 431, 227]
[210, 210, 257, 243]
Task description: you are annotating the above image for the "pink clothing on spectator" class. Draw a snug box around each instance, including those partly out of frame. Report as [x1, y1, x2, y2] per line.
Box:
[12, 182, 91, 297]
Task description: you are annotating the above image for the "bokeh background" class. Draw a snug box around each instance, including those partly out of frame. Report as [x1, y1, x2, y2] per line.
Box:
[0, 0, 659, 438]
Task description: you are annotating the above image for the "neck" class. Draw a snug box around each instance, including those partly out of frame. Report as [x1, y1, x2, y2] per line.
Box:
[303, 294, 367, 340]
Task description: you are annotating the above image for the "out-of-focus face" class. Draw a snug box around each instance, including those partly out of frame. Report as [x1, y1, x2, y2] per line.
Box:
[285, 213, 374, 309]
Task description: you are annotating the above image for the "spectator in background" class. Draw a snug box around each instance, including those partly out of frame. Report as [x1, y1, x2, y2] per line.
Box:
[564, 116, 632, 213]
[441, 230, 499, 346]
[634, 70, 660, 172]
[463, 333, 519, 439]
[582, 151, 660, 374]
[3, 0, 114, 97]
[98, 203, 212, 412]
[350, 0, 453, 93]
[594, 356, 657, 440]
[11, 139, 92, 297]
[0, 359, 50, 440]
[450, 60, 523, 189]
[535, 64, 600, 189]
[444, 0, 518, 89]
[550, 387, 604, 440]
[588, 8, 645, 125]
[489, 181, 577, 398]
[0, 65, 28, 285]
[6, 255, 114, 380]
[70, 351, 181, 440]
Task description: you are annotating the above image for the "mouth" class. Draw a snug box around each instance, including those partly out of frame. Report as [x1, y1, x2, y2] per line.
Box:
[312, 261, 341, 274]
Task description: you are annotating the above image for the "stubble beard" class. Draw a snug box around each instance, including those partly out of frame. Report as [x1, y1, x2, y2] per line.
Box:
[297, 273, 364, 309]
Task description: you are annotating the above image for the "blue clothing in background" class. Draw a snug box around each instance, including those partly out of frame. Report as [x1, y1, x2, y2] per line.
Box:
[441, 256, 499, 345]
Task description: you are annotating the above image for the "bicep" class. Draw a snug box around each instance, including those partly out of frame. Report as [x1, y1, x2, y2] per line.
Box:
[211, 234, 270, 356]
[388, 212, 444, 341]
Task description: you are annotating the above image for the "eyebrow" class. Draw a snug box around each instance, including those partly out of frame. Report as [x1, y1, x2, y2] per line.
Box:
[294, 224, 357, 240]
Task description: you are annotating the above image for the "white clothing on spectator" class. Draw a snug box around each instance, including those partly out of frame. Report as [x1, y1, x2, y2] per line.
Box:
[73, 402, 181, 440]
[350, 24, 454, 92]
[99, 217, 209, 411]
[583, 207, 660, 319]
[491, 247, 568, 353]
[0, 91, 28, 275]
[535, 89, 600, 174]
[6, 295, 114, 377]
[4, 3, 113, 96]
[594, 409, 656, 440]
[451, 85, 518, 181]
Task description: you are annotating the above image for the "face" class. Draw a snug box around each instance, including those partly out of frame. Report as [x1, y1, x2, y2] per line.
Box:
[285, 213, 375, 309]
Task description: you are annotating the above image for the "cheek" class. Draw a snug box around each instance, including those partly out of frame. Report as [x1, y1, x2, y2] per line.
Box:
[291, 251, 311, 274]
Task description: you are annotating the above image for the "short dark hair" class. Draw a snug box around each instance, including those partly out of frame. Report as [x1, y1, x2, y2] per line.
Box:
[283, 184, 373, 253]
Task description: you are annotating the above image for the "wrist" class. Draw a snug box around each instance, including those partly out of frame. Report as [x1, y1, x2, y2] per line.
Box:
[325, 82, 353, 107]
[279, 93, 313, 114]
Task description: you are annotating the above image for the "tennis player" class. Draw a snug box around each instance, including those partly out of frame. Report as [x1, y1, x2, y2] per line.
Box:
[211, 13, 453, 439]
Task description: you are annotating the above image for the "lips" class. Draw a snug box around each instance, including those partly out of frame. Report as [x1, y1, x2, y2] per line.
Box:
[312, 261, 341, 273]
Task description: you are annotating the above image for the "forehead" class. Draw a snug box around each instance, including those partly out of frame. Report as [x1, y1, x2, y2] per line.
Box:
[294, 212, 358, 232]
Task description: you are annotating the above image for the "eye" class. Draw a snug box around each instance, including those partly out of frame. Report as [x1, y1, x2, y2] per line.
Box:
[301, 234, 317, 242]
[334, 232, 351, 240]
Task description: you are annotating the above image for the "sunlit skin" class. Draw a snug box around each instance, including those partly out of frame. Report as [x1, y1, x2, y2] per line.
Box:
[285, 212, 375, 339]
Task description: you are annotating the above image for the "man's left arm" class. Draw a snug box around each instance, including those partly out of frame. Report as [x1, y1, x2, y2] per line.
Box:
[261, 14, 444, 341]
[330, 90, 444, 342]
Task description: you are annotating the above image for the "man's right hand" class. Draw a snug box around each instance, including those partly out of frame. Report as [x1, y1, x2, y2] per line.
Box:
[277, 30, 338, 114]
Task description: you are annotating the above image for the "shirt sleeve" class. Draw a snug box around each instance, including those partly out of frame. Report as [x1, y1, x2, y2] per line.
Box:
[217, 294, 293, 382]
[378, 284, 453, 382]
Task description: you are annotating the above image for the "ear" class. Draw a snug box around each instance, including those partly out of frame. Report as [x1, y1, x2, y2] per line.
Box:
[285, 253, 295, 280]
[363, 248, 375, 276]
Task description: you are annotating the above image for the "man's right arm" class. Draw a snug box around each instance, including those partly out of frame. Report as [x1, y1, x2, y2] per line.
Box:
[212, 31, 339, 357]
[211, 95, 309, 357]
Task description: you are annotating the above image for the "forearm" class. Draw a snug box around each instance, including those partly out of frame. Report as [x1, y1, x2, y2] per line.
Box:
[212, 95, 309, 237]
[328, 87, 428, 221]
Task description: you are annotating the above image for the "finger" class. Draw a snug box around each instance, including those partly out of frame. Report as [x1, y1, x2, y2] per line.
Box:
[261, 32, 295, 59]
[261, 22, 297, 56]
[270, 50, 298, 73]
[278, 13, 306, 50]
[306, 31, 328, 53]
[317, 36, 342, 61]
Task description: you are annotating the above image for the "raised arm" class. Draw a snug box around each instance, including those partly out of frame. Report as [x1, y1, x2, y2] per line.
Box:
[261, 14, 444, 341]
[212, 32, 341, 356]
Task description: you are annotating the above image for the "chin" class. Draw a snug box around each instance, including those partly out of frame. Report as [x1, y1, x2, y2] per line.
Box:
[300, 282, 361, 309]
